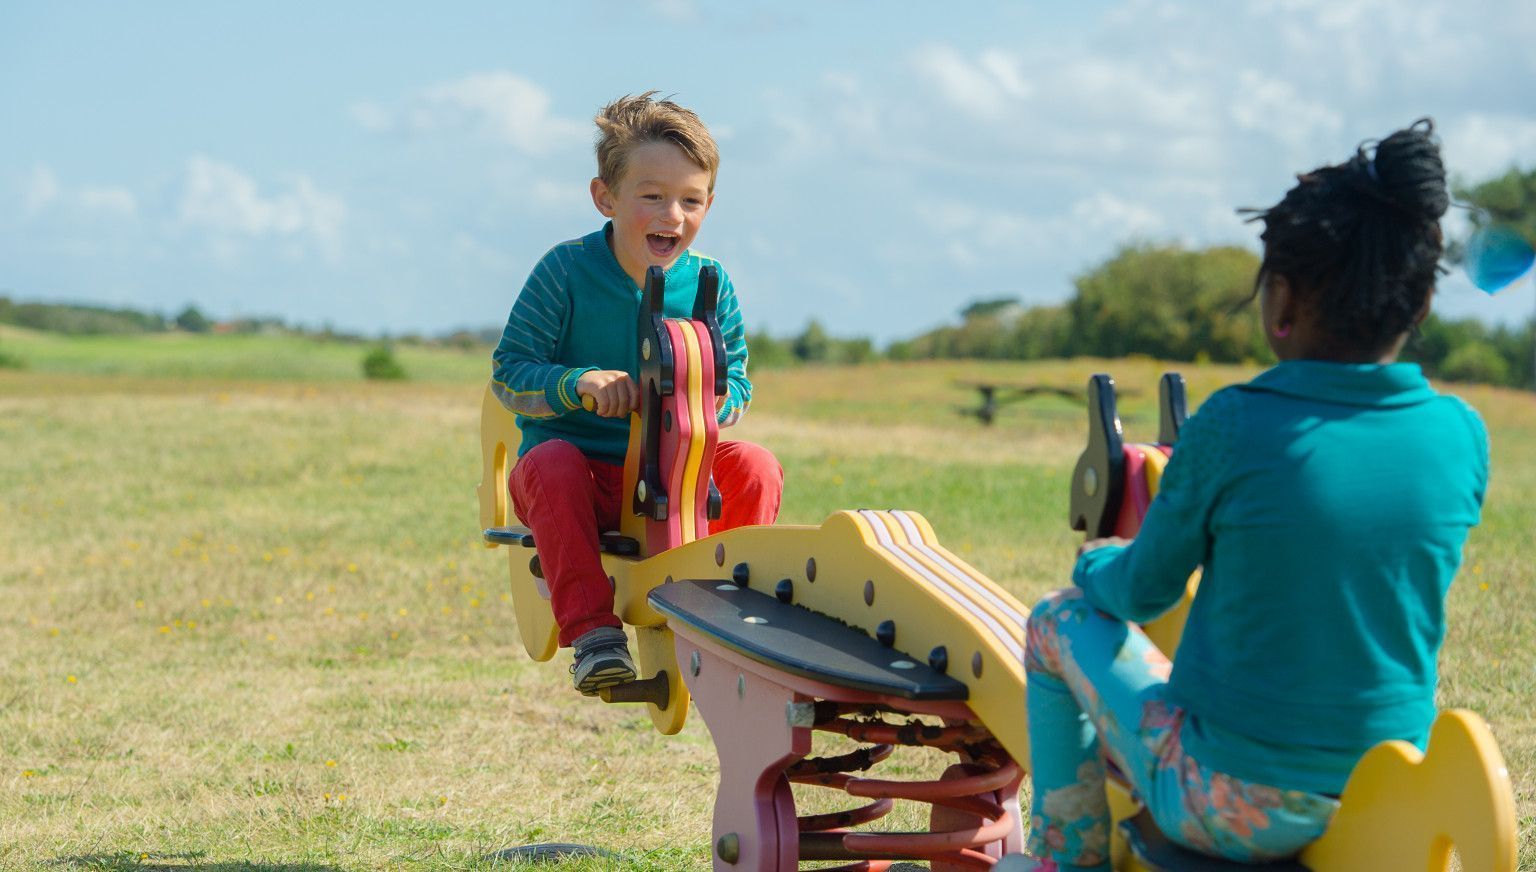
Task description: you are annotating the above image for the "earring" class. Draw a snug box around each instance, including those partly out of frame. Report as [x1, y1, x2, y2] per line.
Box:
[1274, 322, 1291, 339]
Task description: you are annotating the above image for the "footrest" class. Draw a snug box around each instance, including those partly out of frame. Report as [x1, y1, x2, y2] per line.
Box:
[1120, 810, 1310, 872]
[647, 580, 968, 701]
[482, 526, 641, 556]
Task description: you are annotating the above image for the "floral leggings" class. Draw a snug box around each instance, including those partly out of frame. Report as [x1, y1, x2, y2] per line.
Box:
[1023, 589, 1339, 871]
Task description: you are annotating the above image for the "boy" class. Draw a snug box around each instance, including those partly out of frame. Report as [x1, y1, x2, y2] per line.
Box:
[491, 92, 783, 695]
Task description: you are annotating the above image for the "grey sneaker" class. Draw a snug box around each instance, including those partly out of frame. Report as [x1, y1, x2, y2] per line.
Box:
[569, 626, 636, 696]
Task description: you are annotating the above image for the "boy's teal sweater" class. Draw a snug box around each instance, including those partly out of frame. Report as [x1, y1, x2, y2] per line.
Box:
[1073, 361, 1488, 795]
[491, 223, 752, 464]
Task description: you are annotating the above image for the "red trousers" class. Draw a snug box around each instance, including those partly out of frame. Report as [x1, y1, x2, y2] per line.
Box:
[509, 439, 783, 645]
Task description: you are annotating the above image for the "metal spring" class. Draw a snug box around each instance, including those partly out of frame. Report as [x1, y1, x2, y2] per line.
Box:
[785, 706, 1021, 871]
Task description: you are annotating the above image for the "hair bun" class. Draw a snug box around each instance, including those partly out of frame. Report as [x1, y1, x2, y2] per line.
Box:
[1368, 118, 1449, 222]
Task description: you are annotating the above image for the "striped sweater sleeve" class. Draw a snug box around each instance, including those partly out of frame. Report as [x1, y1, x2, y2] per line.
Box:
[490, 246, 595, 418]
[715, 270, 752, 427]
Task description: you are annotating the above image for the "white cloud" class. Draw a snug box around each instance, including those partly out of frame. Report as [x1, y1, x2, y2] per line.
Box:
[1069, 192, 1165, 239]
[17, 166, 137, 221]
[647, 0, 697, 22]
[530, 179, 593, 217]
[1442, 114, 1536, 180]
[23, 166, 59, 215]
[1228, 70, 1343, 159]
[354, 72, 587, 156]
[178, 156, 346, 255]
[77, 186, 138, 218]
[913, 45, 1033, 122]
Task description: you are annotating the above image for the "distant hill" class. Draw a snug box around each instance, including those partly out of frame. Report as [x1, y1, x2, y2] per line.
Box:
[0, 296, 504, 347]
[0, 297, 169, 335]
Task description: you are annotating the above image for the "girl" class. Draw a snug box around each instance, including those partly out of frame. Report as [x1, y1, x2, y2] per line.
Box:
[1016, 120, 1488, 870]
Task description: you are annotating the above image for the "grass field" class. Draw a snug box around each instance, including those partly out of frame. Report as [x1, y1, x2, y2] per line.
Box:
[0, 333, 1531, 870]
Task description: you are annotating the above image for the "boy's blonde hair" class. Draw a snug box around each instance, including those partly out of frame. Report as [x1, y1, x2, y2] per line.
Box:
[594, 91, 720, 191]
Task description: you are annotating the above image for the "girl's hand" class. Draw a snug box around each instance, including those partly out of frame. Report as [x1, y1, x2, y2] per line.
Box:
[1078, 536, 1131, 557]
[577, 370, 639, 418]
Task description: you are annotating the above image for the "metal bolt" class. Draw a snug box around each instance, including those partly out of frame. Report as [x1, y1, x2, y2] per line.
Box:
[641, 338, 652, 361]
[774, 578, 793, 603]
[928, 645, 949, 674]
[716, 832, 740, 864]
[636, 480, 648, 502]
[737, 674, 745, 699]
[1083, 466, 1099, 497]
[690, 650, 701, 677]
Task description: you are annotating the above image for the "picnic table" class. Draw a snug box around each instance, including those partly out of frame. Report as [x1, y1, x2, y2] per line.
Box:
[955, 379, 1135, 425]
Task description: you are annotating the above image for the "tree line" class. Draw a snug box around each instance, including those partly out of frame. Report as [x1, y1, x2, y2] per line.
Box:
[5, 169, 1532, 387]
[753, 167, 1536, 389]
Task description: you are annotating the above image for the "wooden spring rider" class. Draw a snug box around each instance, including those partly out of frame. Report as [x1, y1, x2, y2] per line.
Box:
[479, 266, 1036, 869]
[1068, 373, 1518, 872]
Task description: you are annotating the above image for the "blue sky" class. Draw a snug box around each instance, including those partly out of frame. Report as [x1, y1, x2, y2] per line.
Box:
[3, 0, 1534, 342]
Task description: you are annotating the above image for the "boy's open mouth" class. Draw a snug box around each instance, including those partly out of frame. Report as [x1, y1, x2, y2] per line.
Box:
[646, 233, 679, 258]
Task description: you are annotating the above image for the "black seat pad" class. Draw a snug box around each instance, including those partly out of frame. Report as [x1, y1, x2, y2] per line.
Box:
[647, 579, 968, 701]
[1120, 810, 1310, 872]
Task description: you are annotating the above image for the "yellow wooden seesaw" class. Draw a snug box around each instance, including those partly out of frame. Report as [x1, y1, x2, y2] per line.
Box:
[475, 267, 1518, 870]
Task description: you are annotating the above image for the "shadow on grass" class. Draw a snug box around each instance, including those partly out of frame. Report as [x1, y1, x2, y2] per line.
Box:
[57, 854, 339, 872]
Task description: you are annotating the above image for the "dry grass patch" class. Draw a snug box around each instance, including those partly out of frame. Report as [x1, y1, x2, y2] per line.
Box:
[1, 363, 1531, 870]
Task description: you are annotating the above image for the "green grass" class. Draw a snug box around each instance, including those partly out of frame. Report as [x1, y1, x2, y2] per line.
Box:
[0, 326, 489, 383]
[0, 338, 1531, 870]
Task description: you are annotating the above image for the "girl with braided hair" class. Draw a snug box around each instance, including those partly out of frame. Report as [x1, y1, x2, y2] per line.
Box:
[1012, 119, 1488, 871]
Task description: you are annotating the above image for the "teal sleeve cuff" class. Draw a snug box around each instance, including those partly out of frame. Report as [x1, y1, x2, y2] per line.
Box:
[544, 367, 596, 415]
[1072, 544, 1129, 610]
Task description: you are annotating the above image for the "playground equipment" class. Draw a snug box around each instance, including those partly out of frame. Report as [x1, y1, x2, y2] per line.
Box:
[477, 277, 1518, 869]
[480, 266, 1031, 869]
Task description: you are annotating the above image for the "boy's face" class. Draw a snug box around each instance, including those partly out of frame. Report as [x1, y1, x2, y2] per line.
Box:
[590, 139, 714, 287]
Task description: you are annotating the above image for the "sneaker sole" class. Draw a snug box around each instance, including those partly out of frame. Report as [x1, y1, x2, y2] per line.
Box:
[575, 665, 637, 696]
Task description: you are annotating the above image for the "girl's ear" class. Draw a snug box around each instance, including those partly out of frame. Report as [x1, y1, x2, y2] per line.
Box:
[590, 178, 616, 218]
[1263, 271, 1299, 333]
[1413, 289, 1435, 328]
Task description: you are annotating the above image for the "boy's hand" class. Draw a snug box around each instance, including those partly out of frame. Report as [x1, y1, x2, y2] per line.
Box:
[577, 370, 639, 418]
[1078, 536, 1131, 557]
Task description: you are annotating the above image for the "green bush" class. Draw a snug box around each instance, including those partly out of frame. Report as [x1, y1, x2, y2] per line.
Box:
[0, 346, 25, 370]
[174, 305, 211, 333]
[361, 345, 407, 380]
[1440, 340, 1510, 385]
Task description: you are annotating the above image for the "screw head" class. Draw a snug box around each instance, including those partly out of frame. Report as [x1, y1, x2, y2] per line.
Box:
[690, 650, 701, 677]
[716, 832, 740, 863]
[928, 645, 949, 673]
[1083, 466, 1099, 497]
[641, 338, 652, 361]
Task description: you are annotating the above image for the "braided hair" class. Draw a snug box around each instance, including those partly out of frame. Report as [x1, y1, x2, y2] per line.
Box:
[1246, 118, 1449, 354]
